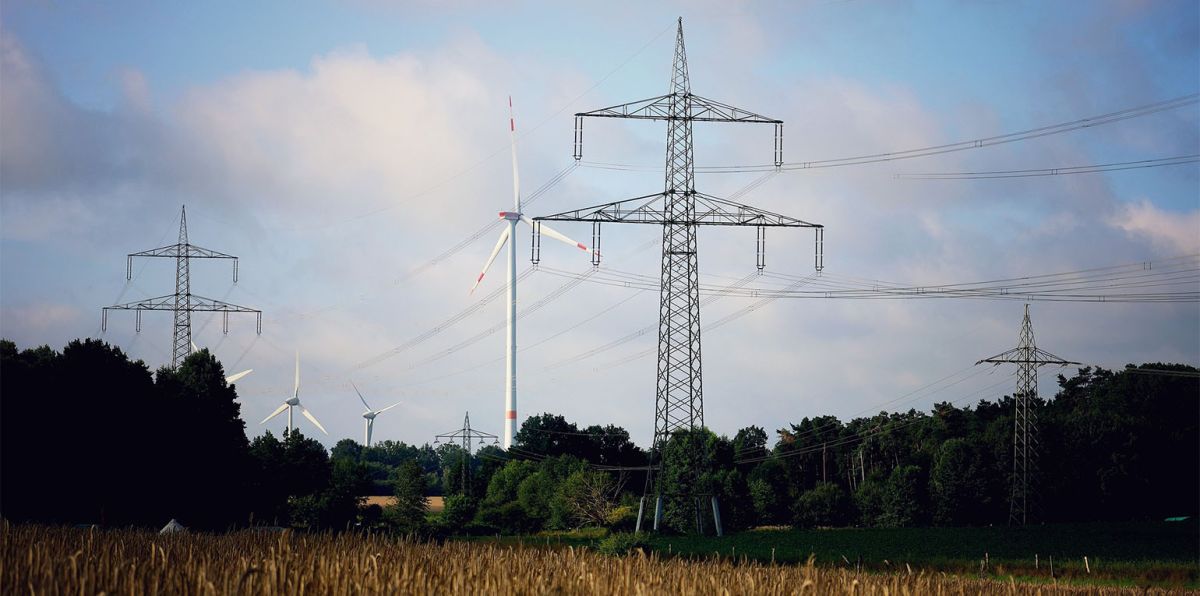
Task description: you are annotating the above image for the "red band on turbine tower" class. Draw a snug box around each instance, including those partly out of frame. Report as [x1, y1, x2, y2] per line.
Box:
[506, 410, 517, 420]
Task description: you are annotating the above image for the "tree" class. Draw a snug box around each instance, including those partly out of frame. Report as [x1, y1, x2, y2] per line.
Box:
[389, 460, 428, 534]
[879, 465, 927, 527]
[930, 438, 992, 526]
[560, 469, 623, 528]
[794, 482, 853, 528]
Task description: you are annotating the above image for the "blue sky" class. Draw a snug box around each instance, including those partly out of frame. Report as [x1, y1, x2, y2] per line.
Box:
[2, 0, 1197, 448]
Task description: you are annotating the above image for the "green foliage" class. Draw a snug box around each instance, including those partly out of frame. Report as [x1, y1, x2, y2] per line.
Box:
[438, 494, 476, 532]
[388, 460, 428, 534]
[930, 438, 993, 526]
[879, 465, 927, 528]
[596, 532, 648, 556]
[794, 482, 853, 528]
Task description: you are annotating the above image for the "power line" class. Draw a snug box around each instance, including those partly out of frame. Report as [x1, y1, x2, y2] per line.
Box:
[576, 93, 1200, 174]
[895, 154, 1200, 180]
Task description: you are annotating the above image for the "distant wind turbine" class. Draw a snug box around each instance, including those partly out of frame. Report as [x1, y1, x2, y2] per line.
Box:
[190, 340, 253, 384]
[352, 382, 402, 447]
[260, 351, 328, 435]
[470, 97, 590, 449]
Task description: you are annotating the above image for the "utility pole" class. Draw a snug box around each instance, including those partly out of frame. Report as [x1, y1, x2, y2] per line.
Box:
[434, 412, 499, 497]
[976, 304, 1078, 525]
[534, 18, 823, 535]
[102, 206, 261, 368]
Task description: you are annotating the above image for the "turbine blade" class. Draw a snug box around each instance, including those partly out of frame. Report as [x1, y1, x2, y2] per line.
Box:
[225, 369, 253, 384]
[300, 406, 328, 435]
[293, 350, 300, 397]
[522, 217, 587, 252]
[352, 381, 372, 410]
[261, 403, 289, 425]
[509, 95, 521, 211]
[376, 400, 403, 414]
[191, 341, 200, 354]
[470, 227, 511, 294]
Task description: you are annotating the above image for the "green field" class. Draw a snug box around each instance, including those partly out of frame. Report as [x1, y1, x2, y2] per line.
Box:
[468, 521, 1199, 588]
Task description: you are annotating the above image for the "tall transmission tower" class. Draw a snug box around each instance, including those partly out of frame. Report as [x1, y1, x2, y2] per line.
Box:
[534, 18, 824, 534]
[102, 206, 261, 368]
[434, 411, 499, 497]
[976, 304, 1078, 526]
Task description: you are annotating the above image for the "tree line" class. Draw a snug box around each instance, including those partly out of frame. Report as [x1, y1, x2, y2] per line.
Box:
[1, 338, 1195, 535]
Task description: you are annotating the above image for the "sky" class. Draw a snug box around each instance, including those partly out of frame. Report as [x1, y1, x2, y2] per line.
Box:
[2, 0, 1198, 450]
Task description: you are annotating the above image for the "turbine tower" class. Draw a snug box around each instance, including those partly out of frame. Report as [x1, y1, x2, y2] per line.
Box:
[102, 206, 262, 368]
[261, 351, 329, 436]
[534, 18, 823, 534]
[470, 98, 590, 449]
[976, 305, 1078, 525]
[352, 382, 402, 447]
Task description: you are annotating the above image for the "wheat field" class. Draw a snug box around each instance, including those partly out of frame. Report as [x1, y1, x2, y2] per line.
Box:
[0, 524, 1181, 595]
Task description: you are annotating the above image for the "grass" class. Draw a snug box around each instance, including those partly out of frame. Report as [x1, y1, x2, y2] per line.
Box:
[2, 522, 1182, 594]
[463, 521, 1199, 589]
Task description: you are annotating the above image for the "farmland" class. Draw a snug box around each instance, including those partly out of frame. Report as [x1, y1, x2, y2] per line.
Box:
[2, 523, 1190, 595]
[468, 521, 1198, 589]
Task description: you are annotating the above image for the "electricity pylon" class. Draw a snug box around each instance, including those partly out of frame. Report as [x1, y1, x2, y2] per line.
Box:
[976, 304, 1078, 526]
[534, 18, 824, 534]
[434, 412, 499, 497]
[102, 206, 261, 368]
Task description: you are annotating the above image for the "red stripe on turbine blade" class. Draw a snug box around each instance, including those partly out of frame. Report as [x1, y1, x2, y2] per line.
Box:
[577, 243, 587, 251]
[477, 273, 485, 283]
[511, 119, 515, 132]
[506, 410, 517, 420]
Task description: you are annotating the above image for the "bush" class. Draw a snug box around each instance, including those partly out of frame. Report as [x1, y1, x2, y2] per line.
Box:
[437, 494, 476, 533]
[596, 532, 648, 556]
[605, 505, 637, 532]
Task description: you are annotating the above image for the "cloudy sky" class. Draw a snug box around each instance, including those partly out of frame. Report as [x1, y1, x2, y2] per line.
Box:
[2, 0, 1197, 449]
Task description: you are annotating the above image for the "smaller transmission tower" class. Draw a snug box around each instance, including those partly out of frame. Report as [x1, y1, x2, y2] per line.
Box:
[976, 304, 1078, 526]
[102, 206, 261, 368]
[434, 412, 499, 497]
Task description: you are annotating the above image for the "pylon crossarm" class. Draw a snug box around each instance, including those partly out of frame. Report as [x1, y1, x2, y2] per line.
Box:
[128, 243, 235, 260]
[977, 347, 1079, 366]
[576, 95, 675, 120]
[185, 244, 237, 259]
[186, 294, 260, 314]
[535, 192, 667, 223]
[693, 193, 821, 227]
[105, 294, 178, 310]
[686, 94, 781, 124]
[536, 192, 821, 228]
[576, 93, 781, 124]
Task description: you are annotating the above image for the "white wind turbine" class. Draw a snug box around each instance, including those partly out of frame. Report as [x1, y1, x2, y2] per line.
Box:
[190, 340, 253, 384]
[352, 382, 402, 447]
[470, 97, 590, 449]
[260, 351, 328, 435]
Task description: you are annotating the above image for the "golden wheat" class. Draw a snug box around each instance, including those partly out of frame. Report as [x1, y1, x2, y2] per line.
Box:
[0, 523, 1178, 595]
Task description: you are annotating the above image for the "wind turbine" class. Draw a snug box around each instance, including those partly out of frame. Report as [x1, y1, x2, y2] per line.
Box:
[470, 97, 590, 449]
[352, 382, 402, 447]
[190, 340, 253, 384]
[260, 351, 328, 435]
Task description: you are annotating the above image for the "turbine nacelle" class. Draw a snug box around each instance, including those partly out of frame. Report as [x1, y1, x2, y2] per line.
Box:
[352, 381, 401, 446]
[259, 351, 328, 435]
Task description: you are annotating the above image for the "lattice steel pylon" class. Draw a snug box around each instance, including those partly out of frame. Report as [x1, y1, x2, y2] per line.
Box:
[534, 18, 824, 534]
[102, 206, 261, 368]
[976, 304, 1078, 526]
[434, 412, 500, 497]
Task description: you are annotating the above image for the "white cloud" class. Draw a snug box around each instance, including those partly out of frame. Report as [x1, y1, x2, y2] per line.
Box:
[1110, 199, 1200, 255]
